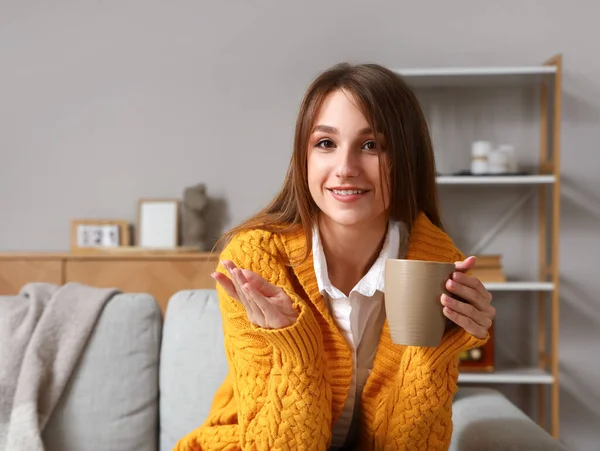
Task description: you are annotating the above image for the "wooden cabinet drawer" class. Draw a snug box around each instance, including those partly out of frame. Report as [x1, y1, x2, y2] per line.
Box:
[0, 259, 63, 295]
[65, 259, 218, 313]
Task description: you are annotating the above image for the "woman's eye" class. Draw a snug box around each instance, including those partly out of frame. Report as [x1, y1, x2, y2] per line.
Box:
[362, 140, 377, 151]
[316, 139, 335, 149]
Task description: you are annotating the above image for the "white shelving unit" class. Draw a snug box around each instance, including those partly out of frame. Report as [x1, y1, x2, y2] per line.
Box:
[396, 55, 563, 439]
[436, 175, 556, 185]
[395, 65, 556, 88]
[484, 282, 555, 291]
[458, 367, 555, 385]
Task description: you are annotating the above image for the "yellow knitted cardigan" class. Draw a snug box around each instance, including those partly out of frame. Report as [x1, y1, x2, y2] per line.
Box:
[174, 213, 487, 451]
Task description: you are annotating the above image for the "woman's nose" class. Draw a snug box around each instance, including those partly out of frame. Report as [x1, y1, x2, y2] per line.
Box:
[335, 148, 360, 178]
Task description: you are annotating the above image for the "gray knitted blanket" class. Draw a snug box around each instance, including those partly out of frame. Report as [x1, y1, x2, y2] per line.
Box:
[0, 282, 118, 451]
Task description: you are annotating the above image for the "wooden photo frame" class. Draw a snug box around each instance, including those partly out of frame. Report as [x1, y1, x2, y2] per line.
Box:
[137, 198, 180, 248]
[71, 219, 130, 250]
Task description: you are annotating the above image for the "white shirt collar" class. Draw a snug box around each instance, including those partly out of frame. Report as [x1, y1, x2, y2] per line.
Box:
[312, 221, 406, 298]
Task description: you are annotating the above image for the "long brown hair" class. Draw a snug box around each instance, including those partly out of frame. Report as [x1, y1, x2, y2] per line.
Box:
[216, 63, 442, 259]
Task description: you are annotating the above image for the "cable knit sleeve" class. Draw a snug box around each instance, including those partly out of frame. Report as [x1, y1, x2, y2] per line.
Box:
[373, 328, 488, 450]
[175, 230, 332, 451]
[364, 225, 490, 451]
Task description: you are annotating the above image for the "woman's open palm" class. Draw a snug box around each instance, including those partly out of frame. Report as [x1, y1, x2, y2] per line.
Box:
[212, 259, 298, 329]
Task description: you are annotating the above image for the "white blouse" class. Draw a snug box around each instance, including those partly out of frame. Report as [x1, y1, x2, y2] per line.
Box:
[312, 221, 408, 449]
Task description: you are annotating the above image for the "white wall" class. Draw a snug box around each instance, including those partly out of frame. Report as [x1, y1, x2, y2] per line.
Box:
[1, 1, 599, 449]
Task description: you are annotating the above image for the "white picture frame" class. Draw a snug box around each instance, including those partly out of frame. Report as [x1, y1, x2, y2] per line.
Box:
[138, 199, 179, 248]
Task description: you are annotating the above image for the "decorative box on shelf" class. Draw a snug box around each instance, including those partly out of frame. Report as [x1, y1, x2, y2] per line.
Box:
[458, 254, 500, 372]
[471, 254, 506, 283]
[459, 323, 495, 372]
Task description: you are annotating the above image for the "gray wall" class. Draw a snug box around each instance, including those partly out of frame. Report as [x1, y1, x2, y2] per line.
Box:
[1, 1, 599, 449]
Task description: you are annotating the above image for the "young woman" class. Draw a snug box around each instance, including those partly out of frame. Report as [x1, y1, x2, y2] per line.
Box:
[174, 63, 495, 451]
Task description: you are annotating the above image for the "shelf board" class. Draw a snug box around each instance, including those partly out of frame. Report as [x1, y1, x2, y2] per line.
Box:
[436, 175, 556, 185]
[483, 282, 555, 291]
[458, 367, 554, 385]
[395, 65, 556, 88]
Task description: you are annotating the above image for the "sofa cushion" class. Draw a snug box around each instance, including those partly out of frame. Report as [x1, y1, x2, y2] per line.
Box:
[42, 293, 162, 451]
[159, 289, 228, 451]
[450, 387, 568, 451]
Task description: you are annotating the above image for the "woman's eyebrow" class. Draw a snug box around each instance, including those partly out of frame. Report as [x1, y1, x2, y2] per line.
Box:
[312, 125, 373, 135]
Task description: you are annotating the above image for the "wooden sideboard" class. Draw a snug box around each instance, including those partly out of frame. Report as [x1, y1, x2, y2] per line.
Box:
[0, 251, 219, 314]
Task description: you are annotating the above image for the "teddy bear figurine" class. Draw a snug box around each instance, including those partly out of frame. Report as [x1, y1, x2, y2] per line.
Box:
[181, 183, 209, 250]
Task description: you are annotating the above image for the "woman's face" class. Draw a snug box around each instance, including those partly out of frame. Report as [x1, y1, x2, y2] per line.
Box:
[307, 89, 389, 229]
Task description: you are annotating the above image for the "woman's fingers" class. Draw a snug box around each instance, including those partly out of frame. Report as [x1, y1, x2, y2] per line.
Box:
[211, 272, 238, 299]
[220, 261, 260, 320]
[240, 269, 282, 297]
[221, 261, 282, 298]
[243, 283, 280, 327]
[454, 255, 477, 273]
[221, 262, 244, 300]
[213, 268, 256, 319]
[233, 268, 263, 320]
[445, 278, 479, 305]
[219, 259, 296, 329]
[442, 304, 488, 339]
[441, 293, 489, 339]
[245, 282, 297, 329]
[441, 293, 492, 330]
[446, 272, 493, 312]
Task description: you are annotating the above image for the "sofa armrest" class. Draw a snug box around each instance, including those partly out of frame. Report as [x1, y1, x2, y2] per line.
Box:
[451, 387, 568, 451]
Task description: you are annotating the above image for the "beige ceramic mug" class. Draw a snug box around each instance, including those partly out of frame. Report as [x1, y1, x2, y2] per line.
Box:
[384, 259, 455, 347]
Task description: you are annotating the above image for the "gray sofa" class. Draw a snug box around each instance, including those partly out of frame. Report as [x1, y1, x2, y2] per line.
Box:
[34, 289, 567, 450]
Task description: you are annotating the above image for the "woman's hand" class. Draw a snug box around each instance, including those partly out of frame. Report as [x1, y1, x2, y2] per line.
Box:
[212, 259, 298, 329]
[441, 256, 495, 339]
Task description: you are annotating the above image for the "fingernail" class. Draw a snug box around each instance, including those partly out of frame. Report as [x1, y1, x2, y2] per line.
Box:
[210, 272, 217, 279]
